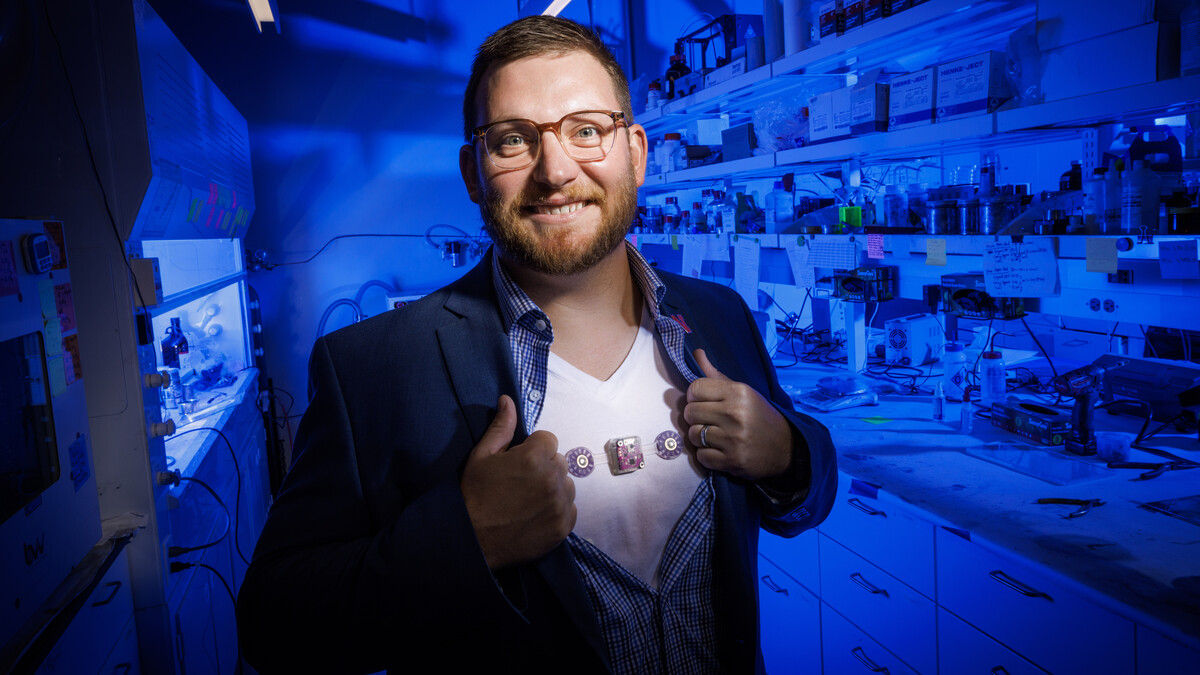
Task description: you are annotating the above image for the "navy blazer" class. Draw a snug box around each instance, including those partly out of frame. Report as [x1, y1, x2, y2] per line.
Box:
[237, 251, 837, 674]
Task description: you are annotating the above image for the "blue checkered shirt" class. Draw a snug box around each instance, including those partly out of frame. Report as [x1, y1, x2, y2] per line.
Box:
[569, 479, 719, 675]
[491, 242, 700, 433]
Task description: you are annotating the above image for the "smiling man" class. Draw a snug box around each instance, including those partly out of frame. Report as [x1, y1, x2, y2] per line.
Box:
[237, 16, 836, 675]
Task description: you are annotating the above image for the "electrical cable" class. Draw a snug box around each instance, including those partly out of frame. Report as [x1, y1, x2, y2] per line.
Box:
[1141, 325, 1159, 358]
[169, 561, 243, 674]
[168, 476, 230, 557]
[1020, 315, 1059, 381]
[41, 0, 150, 311]
[165, 428, 251, 566]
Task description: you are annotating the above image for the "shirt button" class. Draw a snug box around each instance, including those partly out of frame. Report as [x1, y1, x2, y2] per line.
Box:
[534, 319, 548, 332]
[528, 390, 542, 402]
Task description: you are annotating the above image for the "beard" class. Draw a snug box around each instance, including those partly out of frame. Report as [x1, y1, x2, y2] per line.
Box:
[479, 163, 639, 276]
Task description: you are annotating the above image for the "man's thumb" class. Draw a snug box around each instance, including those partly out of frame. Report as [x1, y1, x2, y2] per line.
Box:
[474, 395, 517, 456]
[693, 348, 730, 381]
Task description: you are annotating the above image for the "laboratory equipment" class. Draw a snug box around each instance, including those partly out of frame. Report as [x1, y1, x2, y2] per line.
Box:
[1051, 358, 1131, 456]
[980, 351, 1007, 408]
[884, 314, 943, 366]
[0, 219, 101, 650]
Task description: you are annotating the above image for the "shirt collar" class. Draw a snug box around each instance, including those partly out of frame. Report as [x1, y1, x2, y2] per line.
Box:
[490, 240, 667, 332]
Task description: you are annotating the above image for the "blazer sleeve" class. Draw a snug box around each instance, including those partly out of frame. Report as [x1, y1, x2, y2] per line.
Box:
[236, 337, 523, 674]
[738, 295, 838, 538]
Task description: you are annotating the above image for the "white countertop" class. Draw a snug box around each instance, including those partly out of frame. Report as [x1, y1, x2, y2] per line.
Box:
[776, 362, 1200, 647]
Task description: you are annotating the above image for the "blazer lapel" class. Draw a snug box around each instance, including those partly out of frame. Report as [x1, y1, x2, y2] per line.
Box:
[437, 252, 609, 669]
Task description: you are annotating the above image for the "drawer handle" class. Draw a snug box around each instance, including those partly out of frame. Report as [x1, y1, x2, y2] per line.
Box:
[847, 498, 886, 517]
[850, 572, 889, 597]
[990, 667, 1011, 675]
[851, 646, 891, 674]
[989, 570, 1052, 601]
[760, 574, 789, 596]
[92, 580, 122, 607]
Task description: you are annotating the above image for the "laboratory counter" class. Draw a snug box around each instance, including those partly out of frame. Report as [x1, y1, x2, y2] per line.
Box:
[773, 361, 1200, 663]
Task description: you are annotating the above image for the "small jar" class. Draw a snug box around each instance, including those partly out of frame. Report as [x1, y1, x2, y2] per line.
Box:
[978, 196, 1010, 235]
[926, 199, 959, 235]
[958, 198, 980, 234]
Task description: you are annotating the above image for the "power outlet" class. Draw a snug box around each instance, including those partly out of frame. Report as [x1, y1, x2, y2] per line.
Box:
[1087, 297, 1119, 313]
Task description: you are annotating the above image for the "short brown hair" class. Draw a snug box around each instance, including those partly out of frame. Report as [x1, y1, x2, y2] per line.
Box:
[462, 16, 632, 142]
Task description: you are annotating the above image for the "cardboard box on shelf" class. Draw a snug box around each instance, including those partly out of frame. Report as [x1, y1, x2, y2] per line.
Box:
[1041, 21, 1180, 101]
[851, 79, 889, 135]
[888, 67, 935, 129]
[935, 51, 1011, 122]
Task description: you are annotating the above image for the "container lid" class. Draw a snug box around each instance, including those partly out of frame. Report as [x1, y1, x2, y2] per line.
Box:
[664, 132, 682, 140]
[982, 351, 1003, 360]
[945, 342, 964, 352]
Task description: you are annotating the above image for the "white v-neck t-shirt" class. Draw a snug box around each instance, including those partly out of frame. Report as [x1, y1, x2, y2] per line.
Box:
[536, 308, 706, 589]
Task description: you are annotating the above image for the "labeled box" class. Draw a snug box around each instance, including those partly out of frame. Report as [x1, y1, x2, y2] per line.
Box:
[721, 122, 757, 160]
[808, 91, 835, 142]
[831, 87, 853, 139]
[1041, 21, 1179, 101]
[703, 57, 747, 89]
[850, 81, 889, 135]
[819, 1, 844, 38]
[935, 51, 1011, 122]
[888, 67, 935, 129]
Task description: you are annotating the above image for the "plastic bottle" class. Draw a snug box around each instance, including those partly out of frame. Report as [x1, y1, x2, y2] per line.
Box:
[942, 342, 967, 401]
[782, 0, 811, 54]
[1102, 165, 1123, 233]
[960, 392, 975, 433]
[808, 0, 823, 46]
[980, 351, 1007, 409]
[764, 180, 792, 233]
[1082, 167, 1107, 231]
[646, 80, 662, 111]
[721, 191, 739, 235]
[1059, 160, 1082, 191]
[692, 202, 707, 233]
[932, 382, 946, 421]
[679, 209, 691, 234]
[663, 196, 681, 228]
[1183, 0, 1200, 77]
[1121, 159, 1162, 233]
[662, 133, 682, 172]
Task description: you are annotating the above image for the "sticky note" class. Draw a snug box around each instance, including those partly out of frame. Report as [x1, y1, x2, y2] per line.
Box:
[39, 278, 57, 318]
[1159, 239, 1200, 279]
[55, 282, 77, 332]
[630, 234, 640, 249]
[860, 416, 892, 424]
[1085, 238, 1119, 273]
[926, 238, 947, 266]
[867, 233, 885, 259]
[47, 356, 68, 398]
[784, 237, 816, 288]
[670, 235, 679, 250]
[734, 236, 761, 308]
[983, 240, 1059, 297]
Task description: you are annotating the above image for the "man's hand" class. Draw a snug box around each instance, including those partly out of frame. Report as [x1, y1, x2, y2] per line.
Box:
[461, 395, 576, 570]
[684, 349, 793, 481]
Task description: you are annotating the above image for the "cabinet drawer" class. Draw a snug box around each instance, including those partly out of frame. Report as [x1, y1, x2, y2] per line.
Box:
[938, 608, 1047, 675]
[820, 535, 935, 675]
[99, 616, 140, 675]
[37, 547, 134, 674]
[822, 603, 919, 675]
[936, 527, 1135, 675]
[759, 527, 819, 593]
[1137, 626, 1200, 675]
[758, 555, 822, 675]
[817, 480, 935, 598]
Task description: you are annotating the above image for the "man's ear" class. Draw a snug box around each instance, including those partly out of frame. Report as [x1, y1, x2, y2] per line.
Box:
[460, 144, 482, 204]
[627, 123, 649, 187]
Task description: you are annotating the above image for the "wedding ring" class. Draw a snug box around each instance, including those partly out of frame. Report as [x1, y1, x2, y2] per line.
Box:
[700, 424, 711, 448]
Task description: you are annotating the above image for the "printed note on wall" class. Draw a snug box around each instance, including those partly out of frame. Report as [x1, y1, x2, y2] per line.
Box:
[682, 238, 704, 278]
[783, 237, 815, 288]
[1159, 239, 1200, 279]
[983, 240, 1059, 297]
[734, 236, 761, 308]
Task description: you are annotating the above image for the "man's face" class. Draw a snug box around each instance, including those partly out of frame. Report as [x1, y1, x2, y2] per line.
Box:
[460, 51, 647, 276]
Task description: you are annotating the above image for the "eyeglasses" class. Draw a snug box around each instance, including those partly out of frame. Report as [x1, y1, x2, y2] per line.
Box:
[472, 110, 627, 170]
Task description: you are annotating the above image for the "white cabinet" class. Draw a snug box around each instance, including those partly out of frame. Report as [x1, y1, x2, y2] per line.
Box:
[938, 608, 1047, 675]
[936, 526, 1135, 675]
[819, 535, 936, 674]
[36, 547, 136, 674]
[759, 555, 822, 674]
[821, 604, 919, 675]
[760, 527, 820, 593]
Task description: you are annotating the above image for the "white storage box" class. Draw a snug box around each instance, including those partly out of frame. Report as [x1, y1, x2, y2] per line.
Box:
[888, 67, 935, 129]
[935, 51, 1011, 122]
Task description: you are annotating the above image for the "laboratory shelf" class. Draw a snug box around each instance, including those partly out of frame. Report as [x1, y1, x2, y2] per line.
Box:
[775, 114, 997, 169]
[996, 74, 1200, 132]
